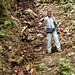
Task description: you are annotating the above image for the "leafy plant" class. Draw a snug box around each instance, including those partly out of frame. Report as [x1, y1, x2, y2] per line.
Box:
[13, 20, 17, 23]
[39, 63, 44, 70]
[5, 0, 8, 1]
[59, 58, 75, 75]
[0, 17, 6, 20]
[0, 28, 5, 37]
[25, 11, 30, 15]
[44, 49, 47, 51]
[0, 0, 2, 2]
[5, 20, 11, 25]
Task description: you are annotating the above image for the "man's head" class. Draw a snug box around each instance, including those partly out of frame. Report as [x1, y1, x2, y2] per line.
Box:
[47, 11, 51, 18]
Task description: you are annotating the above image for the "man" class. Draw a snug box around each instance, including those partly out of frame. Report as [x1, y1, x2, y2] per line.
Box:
[44, 11, 61, 54]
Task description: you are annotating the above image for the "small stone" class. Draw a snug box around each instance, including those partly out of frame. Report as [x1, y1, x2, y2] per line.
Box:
[22, 55, 24, 57]
[28, 35, 33, 40]
[48, 68, 51, 71]
[23, 50, 27, 53]
[21, 52, 23, 55]
[26, 64, 30, 71]
[37, 33, 44, 38]
[71, 10, 75, 13]
[9, 46, 12, 49]
[15, 70, 17, 72]
[38, 22, 43, 26]
[68, 52, 75, 56]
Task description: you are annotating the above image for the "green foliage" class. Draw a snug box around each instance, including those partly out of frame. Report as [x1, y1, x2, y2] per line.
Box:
[39, 64, 44, 70]
[0, 0, 8, 2]
[0, 0, 2, 2]
[9, 31, 13, 34]
[63, 71, 68, 75]
[5, 0, 8, 1]
[44, 49, 47, 51]
[59, 58, 75, 75]
[5, 20, 11, 25]
[0, 17, 6, 20]
[60, 58, 71, 70]
[13, 20, 17, 23]
[0, 28, 5, 37]
[25, 11, 30, 15]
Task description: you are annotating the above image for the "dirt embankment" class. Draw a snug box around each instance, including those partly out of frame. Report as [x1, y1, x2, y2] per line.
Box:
[0, 0, 75, 75]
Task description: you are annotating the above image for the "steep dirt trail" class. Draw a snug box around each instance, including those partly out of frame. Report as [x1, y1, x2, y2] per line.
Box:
[1, 1, 74, 75]
[14, 0, 75, 74]
[15, 1, 75, 74]
[0, 0, 75, 75]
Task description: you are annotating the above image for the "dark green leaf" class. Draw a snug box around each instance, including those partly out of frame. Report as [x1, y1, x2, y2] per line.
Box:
[0, 0, 2, 2]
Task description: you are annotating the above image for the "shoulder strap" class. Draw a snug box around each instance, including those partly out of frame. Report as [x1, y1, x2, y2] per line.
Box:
[52, 17, 58, 29]
[52, 17, 55, 22]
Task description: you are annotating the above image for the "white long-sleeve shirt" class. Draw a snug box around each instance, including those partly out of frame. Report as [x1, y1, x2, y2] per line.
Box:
[44, 16, 55, 28]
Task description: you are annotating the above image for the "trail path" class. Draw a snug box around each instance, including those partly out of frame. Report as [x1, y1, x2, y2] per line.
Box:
[16, 1, 75, 75]
[0, 0, 75, 75]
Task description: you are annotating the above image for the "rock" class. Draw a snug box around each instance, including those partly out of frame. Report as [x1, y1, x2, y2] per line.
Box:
[34, 47, 42, 52]
[9, 46, 12, 50]
[11, 56, 23, 64]
[38, 22, 43, 27]
[24, 9, 37, 18]
[68, 52, 75, 57]
[26, 64, 30, 71]
[28, 35, 33, 40]
[71, 10, 75, 13]
[22, 55, 24, 57]
[23, 50, 27, 53]
[37, 33, 44, 38]
[15, 70, 17, 72]
[48, 68, 51, 71]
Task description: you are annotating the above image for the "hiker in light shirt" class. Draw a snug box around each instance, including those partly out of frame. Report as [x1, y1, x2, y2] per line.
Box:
[44, 11, 61, 54]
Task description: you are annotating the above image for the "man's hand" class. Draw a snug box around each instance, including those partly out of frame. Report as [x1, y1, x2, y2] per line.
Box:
[47, 23, 49, 27]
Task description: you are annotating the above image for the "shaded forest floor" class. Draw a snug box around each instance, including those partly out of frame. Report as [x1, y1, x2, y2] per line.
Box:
[0, 0, 75, 75]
